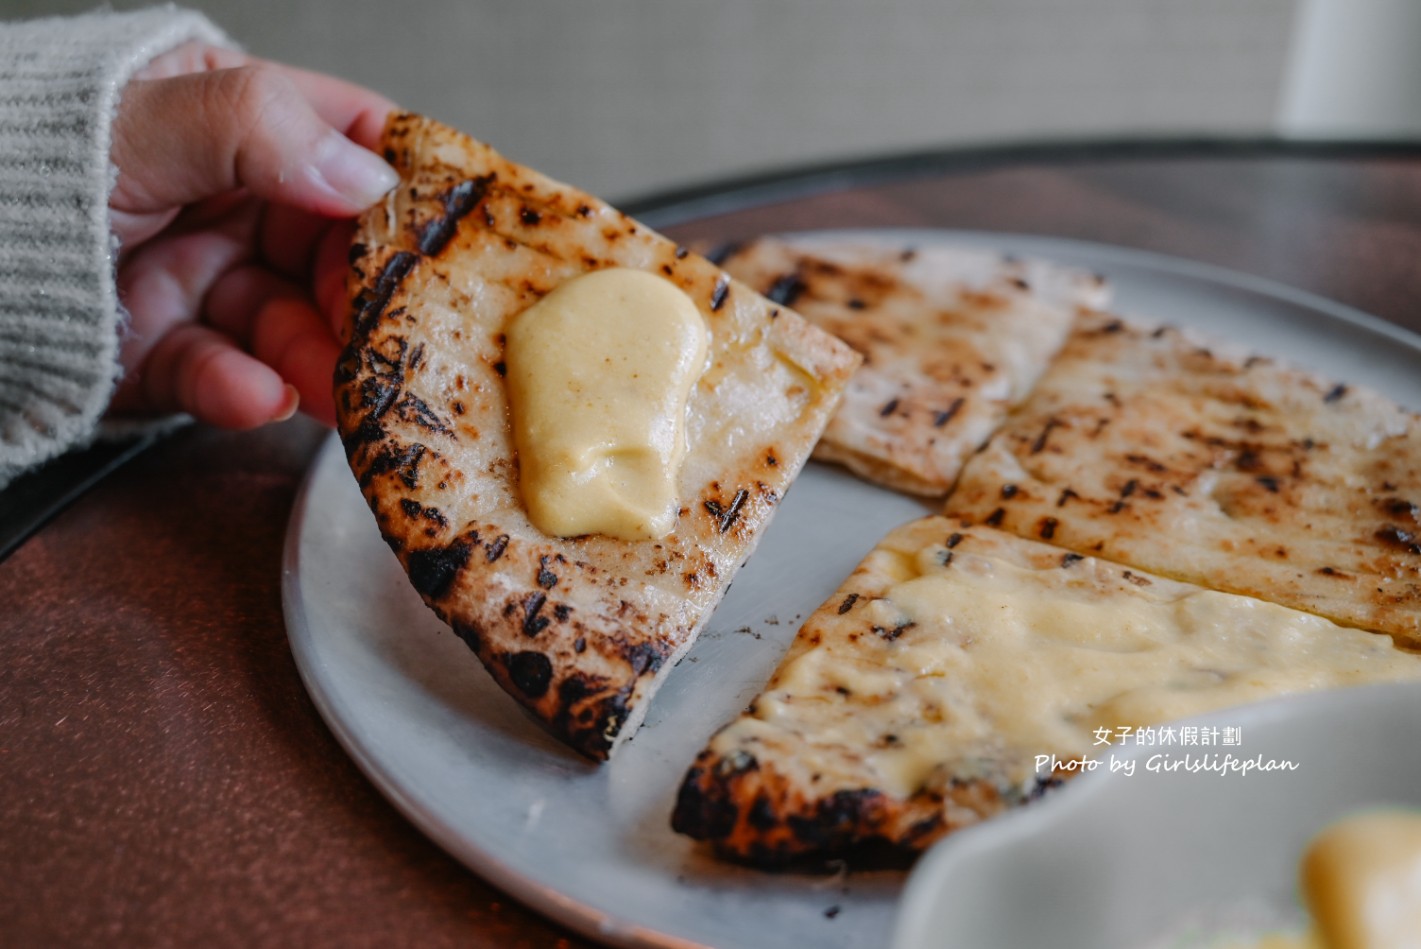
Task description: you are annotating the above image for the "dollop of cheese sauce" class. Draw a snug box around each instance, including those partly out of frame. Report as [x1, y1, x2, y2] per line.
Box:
[1301, 810, 1421, 949]
[506, 268, 708, 541]
[1213, 811, 1421, 949]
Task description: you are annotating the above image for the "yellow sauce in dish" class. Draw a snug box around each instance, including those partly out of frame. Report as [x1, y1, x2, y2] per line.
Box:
[1212, 810, 1421, 949]
[1301, 810, 1421, 949]
[506, 268, 708, 541]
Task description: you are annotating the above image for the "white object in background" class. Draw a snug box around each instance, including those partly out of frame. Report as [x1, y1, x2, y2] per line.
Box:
[1279, 0, 1421, 137]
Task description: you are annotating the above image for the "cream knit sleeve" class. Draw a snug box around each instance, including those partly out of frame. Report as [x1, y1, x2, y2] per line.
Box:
[0, 5, 229, 489]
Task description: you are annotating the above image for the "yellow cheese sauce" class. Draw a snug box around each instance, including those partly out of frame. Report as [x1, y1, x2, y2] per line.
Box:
[505, 268, 708, 541]
[1301, 810, 1421, 948]
[754, 524, 1421, 799]
[1210, 811, 1421, 949]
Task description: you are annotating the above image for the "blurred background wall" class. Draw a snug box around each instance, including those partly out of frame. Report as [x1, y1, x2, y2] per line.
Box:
[4, 0, 1419, 201]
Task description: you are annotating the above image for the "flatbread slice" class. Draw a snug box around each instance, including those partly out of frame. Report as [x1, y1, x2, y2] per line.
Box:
[671, 518, 1421, 866]
[336, 113, 860, 760]
[714, 237, 1109, 495]
[945, 311, 1421, 645]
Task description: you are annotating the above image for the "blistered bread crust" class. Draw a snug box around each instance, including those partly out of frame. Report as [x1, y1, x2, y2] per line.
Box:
[336, 113, 860, 759]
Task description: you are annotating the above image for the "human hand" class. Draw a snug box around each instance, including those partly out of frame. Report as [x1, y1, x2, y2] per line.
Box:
[106, 43, 398, 429]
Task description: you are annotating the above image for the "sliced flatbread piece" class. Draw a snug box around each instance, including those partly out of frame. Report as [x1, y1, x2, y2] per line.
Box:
[946, 311, 1421, 646]
[671, 518, 1421, 866]
[714, 237, 1109, 495]
[336, 113, 860, 760]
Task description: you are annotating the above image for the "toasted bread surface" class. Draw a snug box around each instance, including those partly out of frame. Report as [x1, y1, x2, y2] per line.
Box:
[946, 311, 1421, 645]
[673, 518, 1421, 865]
[716, 237, 1108, 495]
[336, 114, 859, 759]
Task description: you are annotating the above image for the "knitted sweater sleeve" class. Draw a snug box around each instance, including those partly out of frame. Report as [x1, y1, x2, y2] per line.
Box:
[0, 5, 229, 490]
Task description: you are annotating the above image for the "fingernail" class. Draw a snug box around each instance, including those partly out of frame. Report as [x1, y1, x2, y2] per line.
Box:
[314, 134, 400, 208]
[273, 385, 300, 423]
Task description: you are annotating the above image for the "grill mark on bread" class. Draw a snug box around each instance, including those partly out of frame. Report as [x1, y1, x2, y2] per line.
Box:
[765, 271, 806, 307]
[399, 498, 449, 533]
[506, 650, 553, 698]
[536, 555, 560, 589]
[933, 398, 965, 428]
[705, 489, 750, 533]
[1125, 452, 1167, 473]
[1031, 418, 1062, 454]
[522, 592, 550, 635]
[619, 638, 670, 675]
[349, 251, 418, 343]
[1108, 478, 1139, 514]
[406, 539, 474, 599]
[357, 442, 427, 489]
[550, 673, 628, 755]
[1376, 526, 1421, 555]
[395, 392, 452, 435]
[871, 620, 916, 641]
[709, 275, 731, 312]
[1381, 497, 1419, 521]
[418, 177, 493, 256]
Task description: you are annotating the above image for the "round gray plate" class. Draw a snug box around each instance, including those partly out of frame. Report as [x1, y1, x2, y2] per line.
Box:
[282, 231, 1421, 949]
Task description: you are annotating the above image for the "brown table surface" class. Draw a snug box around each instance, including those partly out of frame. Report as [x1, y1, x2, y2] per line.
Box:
[5, 143, 1421, 948]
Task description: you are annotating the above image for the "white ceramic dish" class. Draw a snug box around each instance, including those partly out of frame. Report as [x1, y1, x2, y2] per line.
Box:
[891, 683, 1421, 949]
[282, 231, 1421, 949]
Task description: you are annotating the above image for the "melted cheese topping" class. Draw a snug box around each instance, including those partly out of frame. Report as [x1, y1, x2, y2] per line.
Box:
[506, 268, 708, 540]
[752, 523, 1421, 799]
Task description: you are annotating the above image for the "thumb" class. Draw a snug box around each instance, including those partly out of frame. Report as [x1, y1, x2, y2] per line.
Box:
[112, 64, 399, 218]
